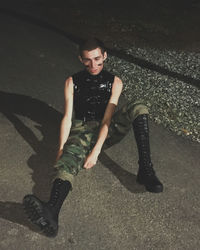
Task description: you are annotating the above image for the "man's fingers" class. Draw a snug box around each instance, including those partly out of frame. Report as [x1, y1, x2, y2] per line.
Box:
[85, 163, 92, 169]
[83, 161, 89, 169]
[84, 161, 95, 169]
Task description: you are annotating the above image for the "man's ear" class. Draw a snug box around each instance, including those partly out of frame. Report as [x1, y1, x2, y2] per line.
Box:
[78, 55, 83, 63]
[103, 51, 107, 61]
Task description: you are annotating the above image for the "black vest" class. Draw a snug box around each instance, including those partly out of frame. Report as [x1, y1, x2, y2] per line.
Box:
[72, 70, 114, 121]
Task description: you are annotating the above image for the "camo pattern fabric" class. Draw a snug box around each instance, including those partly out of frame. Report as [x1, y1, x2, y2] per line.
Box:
[54, 100, 148, 186]
[105, 100, 149, 147]
[54, 120, 100, 185]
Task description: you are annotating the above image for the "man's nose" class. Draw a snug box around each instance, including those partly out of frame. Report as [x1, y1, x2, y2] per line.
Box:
[91, 60, 97, 68]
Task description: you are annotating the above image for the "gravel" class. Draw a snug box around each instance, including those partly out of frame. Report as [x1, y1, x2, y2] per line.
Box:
[4, 1, 199, 143]
[105, 47, 200, 143]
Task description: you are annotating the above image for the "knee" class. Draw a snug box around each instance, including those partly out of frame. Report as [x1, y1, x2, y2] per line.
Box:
[53, 169, 74, 189]
[127, 101, 149, 122]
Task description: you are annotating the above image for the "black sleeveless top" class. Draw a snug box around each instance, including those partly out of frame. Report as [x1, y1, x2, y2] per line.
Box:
[72, 70, 114, 121]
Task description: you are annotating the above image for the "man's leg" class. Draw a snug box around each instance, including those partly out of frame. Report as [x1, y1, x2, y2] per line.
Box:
[23, 179, 71, 237]
[106, 100, 163, 193]
[132, 113, 163, 193]
[23, 120, 98, 237]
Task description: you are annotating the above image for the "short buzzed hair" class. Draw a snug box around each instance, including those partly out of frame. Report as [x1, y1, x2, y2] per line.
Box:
[79, 37, 106, 57]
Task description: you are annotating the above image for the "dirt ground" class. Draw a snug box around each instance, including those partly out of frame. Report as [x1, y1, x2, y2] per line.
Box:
[24, 0, 200, 52]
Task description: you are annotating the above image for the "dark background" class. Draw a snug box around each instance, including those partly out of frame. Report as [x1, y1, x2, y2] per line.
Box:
[1, 0, 200, 51]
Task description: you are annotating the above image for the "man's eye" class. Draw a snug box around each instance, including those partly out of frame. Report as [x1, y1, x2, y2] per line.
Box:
[83, 59, 89, 64]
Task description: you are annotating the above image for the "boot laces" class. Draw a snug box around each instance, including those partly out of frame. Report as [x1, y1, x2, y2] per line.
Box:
[49, 180, 62, 207]
[142, 162, 155, 176]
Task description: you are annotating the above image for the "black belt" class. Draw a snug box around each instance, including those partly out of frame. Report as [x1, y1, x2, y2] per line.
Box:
[75, 115, 101, 122]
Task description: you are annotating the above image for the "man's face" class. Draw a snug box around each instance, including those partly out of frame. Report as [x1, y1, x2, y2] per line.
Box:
[79, 48, 107, 75]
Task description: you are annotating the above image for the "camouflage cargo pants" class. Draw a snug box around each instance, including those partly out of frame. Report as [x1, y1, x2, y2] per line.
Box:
[54, 100, 148, 187]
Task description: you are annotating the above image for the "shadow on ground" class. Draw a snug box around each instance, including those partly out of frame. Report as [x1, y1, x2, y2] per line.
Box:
[99, 152, 145, 193]
[0, 90, 144, 233]
[0, 91, 62, 234]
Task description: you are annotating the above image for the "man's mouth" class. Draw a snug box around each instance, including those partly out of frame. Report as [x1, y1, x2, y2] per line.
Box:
[90, 69, 98, 73]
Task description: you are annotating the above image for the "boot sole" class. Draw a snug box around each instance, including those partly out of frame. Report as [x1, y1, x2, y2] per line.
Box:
[137, 179, 163, 193]
[23, 195, 58, 237]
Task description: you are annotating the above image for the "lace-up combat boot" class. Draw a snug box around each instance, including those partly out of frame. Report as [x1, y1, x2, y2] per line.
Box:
[23, 178, 71, 237]
[132, 114, 163, 193]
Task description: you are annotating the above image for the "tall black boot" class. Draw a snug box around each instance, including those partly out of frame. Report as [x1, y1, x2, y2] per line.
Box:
[23, 178, 71, 237]
[132, 114, 163, 193]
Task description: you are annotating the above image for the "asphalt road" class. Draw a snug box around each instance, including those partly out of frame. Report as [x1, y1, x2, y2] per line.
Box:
[0, 8, 200, 250]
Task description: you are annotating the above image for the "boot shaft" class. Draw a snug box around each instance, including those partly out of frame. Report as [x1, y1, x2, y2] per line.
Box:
[132, 114, 151, 164]
[47, 178, 71, 215]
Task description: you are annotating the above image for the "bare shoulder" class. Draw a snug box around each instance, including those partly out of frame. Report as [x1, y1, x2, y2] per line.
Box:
[113, 76, 123, 89]
[112, 75, 123, 92]
[64, 76, 74, 97]
[114, 75, 123, 83]
[109, 75, 123, 105]
[65, 76, 73, 87]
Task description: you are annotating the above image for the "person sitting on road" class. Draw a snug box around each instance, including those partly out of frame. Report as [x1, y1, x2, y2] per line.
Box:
[23, 37, 163, 237]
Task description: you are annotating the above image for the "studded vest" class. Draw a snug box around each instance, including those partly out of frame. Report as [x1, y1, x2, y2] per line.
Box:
[72, 70, 114, 121]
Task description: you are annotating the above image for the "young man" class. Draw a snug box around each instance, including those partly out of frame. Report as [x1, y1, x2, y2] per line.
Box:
[23, 38, 163, 237]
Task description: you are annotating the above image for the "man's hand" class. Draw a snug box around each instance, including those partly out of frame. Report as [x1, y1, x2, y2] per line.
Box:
[83, 151, 99, 169]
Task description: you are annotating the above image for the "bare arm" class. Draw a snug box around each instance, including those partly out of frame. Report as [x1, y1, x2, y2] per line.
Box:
[56, 77, 74, 161]
[84, 76, 123, 169]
